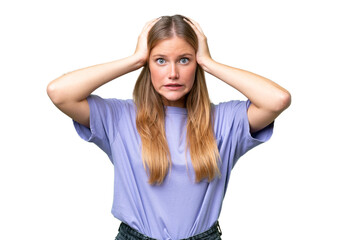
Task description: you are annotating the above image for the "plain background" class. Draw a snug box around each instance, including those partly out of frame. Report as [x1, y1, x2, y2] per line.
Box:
[1, 0, 359, 239]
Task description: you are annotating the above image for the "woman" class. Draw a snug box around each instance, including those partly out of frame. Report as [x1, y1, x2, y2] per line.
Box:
[47, 15, 291, 240]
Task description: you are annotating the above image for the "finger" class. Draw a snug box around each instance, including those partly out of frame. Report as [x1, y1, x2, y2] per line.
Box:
[183, 18, 198, 33]
[184, 17, 204, 34]
[147, 17, 162, 29]
[184, 19, 204, 39]
[142, 17, 161, 33]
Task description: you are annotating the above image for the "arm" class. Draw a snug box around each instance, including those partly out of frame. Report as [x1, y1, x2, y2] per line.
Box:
[47, 18, 160, 127]
[185, 18, 291, 133]
[199, 60, 291, 133]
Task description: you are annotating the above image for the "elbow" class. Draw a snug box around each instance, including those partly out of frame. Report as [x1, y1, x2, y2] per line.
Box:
[47, 81, 65, 106]
[274, 90, 291, 113]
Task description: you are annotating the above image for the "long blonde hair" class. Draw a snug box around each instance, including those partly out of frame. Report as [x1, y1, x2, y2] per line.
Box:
[133, 15, 220, 184]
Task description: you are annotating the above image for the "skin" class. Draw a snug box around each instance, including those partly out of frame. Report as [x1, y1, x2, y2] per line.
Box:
[148, 37, 197, 108]
[183, 18, 291, 133]
[47, 18, 161, 128]
[47, 17, 291, 133]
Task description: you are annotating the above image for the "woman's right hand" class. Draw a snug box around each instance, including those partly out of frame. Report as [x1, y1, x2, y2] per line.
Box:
[47, 18, 161, 128]
[133, 17, 161, 66]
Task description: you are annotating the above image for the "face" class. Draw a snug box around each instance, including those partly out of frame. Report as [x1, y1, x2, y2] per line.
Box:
[149, 36, 197, 108]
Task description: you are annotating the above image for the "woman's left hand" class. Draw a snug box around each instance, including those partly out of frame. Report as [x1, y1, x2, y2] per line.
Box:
[186, 17, 291, 134]
[184, 18, 213, 70]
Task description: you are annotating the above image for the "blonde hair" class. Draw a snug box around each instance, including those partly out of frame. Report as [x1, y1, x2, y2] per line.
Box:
[133, 15, 220, 184]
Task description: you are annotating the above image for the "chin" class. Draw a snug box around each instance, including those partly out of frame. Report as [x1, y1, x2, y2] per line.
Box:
[161, 94, 187, 107]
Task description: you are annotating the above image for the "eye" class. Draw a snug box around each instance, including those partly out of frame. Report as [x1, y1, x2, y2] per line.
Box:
[179, 58, 189, 64]
[156, 58, 166, 65]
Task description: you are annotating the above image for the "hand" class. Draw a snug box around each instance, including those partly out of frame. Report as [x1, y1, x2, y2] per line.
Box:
[183, 18, 213, 69]
[133, 17, 161, 66]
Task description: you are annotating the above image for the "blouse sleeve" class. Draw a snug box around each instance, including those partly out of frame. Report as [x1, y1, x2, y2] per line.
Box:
[72, 95, 123, 162]
[214, 100, 274, 169]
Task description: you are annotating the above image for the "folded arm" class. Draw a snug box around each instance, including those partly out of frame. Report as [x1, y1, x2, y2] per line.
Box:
[47, 18, 161, 127]
[185, 18, 291, 133]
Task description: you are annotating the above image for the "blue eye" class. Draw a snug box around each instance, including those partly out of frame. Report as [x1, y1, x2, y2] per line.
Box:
[156, 58, 166, 65]
[179, 58, 189, 64]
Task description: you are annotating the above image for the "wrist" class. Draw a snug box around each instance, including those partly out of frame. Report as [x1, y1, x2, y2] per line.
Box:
[130, 53, 147, 70]
[198, 57, 216, 73]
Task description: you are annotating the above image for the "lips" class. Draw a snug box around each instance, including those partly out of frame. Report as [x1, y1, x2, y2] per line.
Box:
[164, 83, 183, 90]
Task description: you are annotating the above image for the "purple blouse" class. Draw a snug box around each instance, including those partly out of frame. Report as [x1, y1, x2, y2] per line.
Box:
[73, 95, 273, 240]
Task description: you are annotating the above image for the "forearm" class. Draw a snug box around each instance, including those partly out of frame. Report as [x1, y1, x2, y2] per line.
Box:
[47, 54, 144, 105]
[202, 59, 291, 112]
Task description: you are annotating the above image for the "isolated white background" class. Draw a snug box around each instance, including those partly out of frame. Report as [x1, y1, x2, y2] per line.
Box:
[1, 0, 359, 239]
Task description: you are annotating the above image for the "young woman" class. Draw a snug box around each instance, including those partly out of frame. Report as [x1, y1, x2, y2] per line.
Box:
[47, 15, 291, 240]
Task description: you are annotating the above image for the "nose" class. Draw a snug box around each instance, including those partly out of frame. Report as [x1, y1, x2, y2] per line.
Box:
[168, 63, 179, 80]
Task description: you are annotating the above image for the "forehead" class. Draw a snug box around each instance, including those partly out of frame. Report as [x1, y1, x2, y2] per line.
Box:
[150, 37, 195, 56]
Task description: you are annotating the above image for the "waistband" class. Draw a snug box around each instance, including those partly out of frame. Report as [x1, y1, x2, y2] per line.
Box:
[118, 221, 222, 240]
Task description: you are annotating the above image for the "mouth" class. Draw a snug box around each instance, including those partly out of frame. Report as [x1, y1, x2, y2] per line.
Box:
[164, 83, 183, 90]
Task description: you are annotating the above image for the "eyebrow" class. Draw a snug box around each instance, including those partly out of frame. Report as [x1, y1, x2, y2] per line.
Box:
[151, 53, 194, 58]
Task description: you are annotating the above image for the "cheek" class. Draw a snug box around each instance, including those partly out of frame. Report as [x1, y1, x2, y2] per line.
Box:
[149, 65, 162, 87]
[183, 65, 197, 85]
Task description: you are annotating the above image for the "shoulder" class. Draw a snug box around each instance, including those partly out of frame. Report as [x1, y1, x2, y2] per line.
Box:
[88, 95, 135, 111]
[212, 100, 250, 136]
[212, 100, 250, 118]
[88, 94, 133, 106]
[87, 95, 136, 123]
